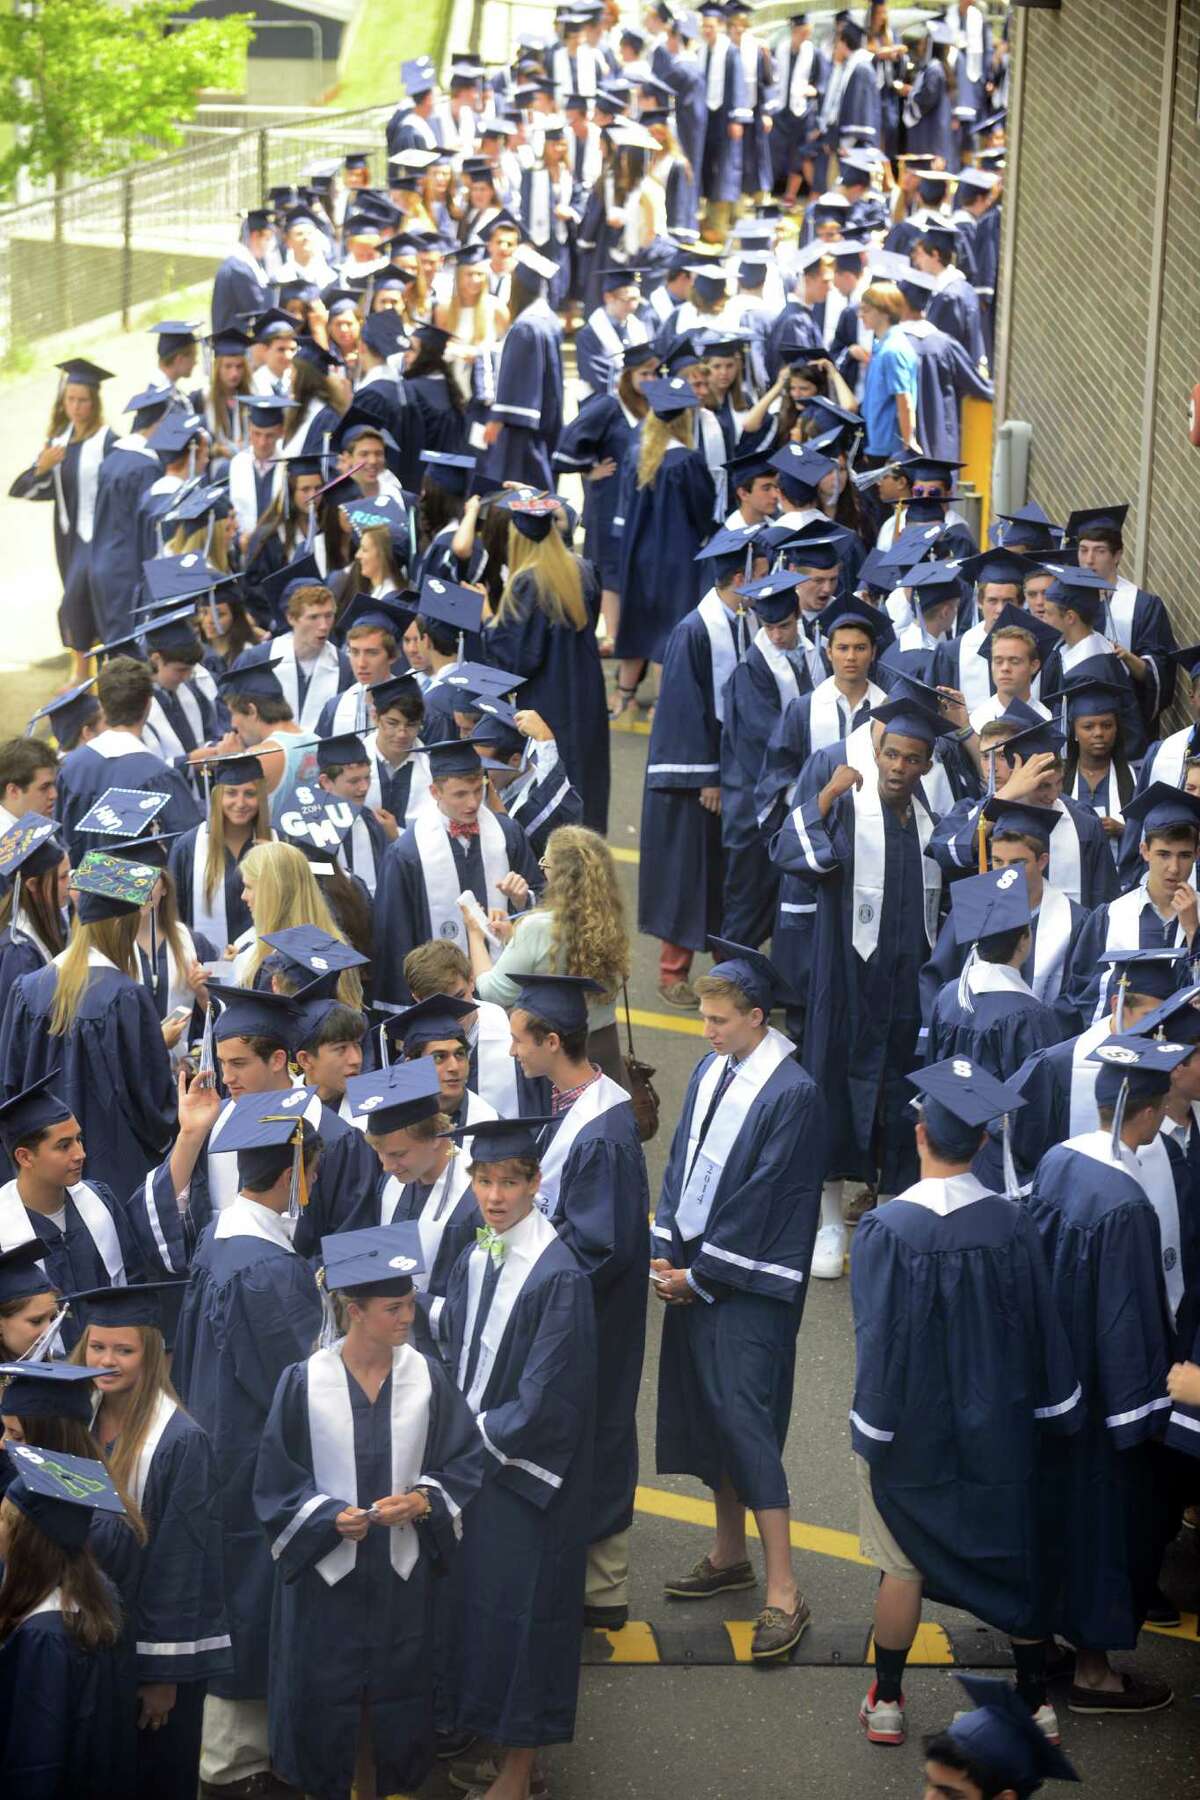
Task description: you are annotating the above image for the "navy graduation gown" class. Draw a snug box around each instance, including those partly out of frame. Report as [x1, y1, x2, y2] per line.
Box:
[613, 443, 715, 661]
[478, 299, 564, 490]
[1027, 1136, 1176, 1648]
[0, 1178, 145, 1347]
[654, 1047, 827, 1508]
[504, 756, 584, 860]
[902, 322, 994, 463]
[0, 1596, 137, 1799]
[901, 57, 951, 160]
[0, 962, 175, 1201]
[211, 249, 272, 334]
[540, 1093, 649, 1542]
[925, 275, 988, 373]
[927, 976, 1062, 1081]
[171, 1202, 323, 1698]
[56, 742, 202, 866]
[90, 439, 163, 641]
[719, 643, 806, 946]
[553, 393, 642, 591]
[917, 895, 1089, 1048]
[372, 812, 542, 1004]
[1038, 639, 1147, 761]
[253, 1349, 484, 1798]
[10, 427, 117, 648]
[699, 40, 747, 204]
[0, 928, 52, 992]
[1064, 888, 1189, 1027]
[443, 1225, 596, 1746]
[850, 1179, 1081, 1635]
[638, 604, 736, 950]
[484, 567, 610, 834]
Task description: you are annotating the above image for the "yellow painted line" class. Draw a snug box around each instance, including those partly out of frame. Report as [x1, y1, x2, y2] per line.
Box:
[1146, 1611, 1199, 1642]
[627, 1007, 708, 1038]
[596, 1620, 661, 1663]
[724, 1619, 756, 1662]
[610, 716, 652, 735]
[869, 1624, 954, 1667]
[610, 845, 641, 864]
[634, 1484, 871, 1568]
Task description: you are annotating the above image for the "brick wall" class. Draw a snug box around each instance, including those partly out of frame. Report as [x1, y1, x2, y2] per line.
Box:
[1002, 0, 1200, 644]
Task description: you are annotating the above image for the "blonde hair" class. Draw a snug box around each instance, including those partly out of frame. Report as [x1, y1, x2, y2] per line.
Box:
[69, 1324, 182, 1504]
[861, 280, 905, 324]
[203, 778, 271, 913]
[444, 270, 489, 342]
[46, 381, 104, 442]
[497, 526, 587, 630]
[49, 914, 141, 1036]
[637, 410, 694, 489]
[238, 842, 363, 1007]
[165, 522, 232, 574]
[541, 826, 630, 1003]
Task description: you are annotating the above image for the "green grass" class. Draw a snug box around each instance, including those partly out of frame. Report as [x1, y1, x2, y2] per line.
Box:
[333, 0, 453, 111]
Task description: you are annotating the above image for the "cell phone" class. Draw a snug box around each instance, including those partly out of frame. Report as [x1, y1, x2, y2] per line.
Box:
[168, 1003, 192, 1022]
[649, 1269, 670, 1287]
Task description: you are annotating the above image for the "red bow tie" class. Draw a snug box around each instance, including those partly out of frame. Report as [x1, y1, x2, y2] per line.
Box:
[449, 820, 480, 839]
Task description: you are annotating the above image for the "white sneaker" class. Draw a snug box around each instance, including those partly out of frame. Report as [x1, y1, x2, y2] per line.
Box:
[859, 1682, 906, 1745]
[811, 1222, 847, 1279]
[1032, 1702, 1061, 1745]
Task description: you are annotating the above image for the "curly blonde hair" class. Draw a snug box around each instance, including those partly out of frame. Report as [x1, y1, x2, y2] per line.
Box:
[541, 826, 630, 1003]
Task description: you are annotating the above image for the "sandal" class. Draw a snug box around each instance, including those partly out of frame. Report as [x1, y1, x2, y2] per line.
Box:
[608, 682, 640, 721]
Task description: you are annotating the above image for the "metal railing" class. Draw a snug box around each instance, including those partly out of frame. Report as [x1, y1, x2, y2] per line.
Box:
[0, 103, 395, 364]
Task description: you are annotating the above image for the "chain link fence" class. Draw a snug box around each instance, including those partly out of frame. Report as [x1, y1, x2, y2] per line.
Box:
[0, 104, 395, 364]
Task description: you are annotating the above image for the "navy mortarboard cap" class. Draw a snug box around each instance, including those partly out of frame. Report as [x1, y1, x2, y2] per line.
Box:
[215, 1089, 320, 1199]
[394, 992, 476, 1054]
[695, 522, 763, 564]
[419, 449, 477, 495]
[260, 927, 368, 986]
[369, 671, 423, 715]
[780, 530, 841, 572]
[1132, 984, 1200, 1049]
[346, 1058, 443, 1133]
[0, 1072, 72, 1155]
[276, 792, 357, 862]
[470, 702, 524, 760]
[885, 521, 948, 571]
[893, 452, 964, 486]
[821, 594, 891, 645]
[1041, 563, 1114, 623]
[56, 357, 113, 386]
[641, 375, 702, 418]
[357, 314, 409, 363]
[995, 503, 1061, 550]
[982, 797, 1058, 847]
[440, 661, 521, 700]
[208, 980, 302, 1046]
[1170, 642, 1200, 683]
[65, 1280, 186, 1331]
[25, 677, 100, 747]
[0, 813, 61, 881]
[870, 697, 955, 745]
[977, 602, 1060, 667]
[123, 381, 175, 417]
[919, 221, 958, 256]
[0, 1361, 97, 1424]
[451, 1116, 556, 1163]
[856, 547, 895, 596]
[957, 548, 1032, 589]
[769, 443, 837, 495]
[1123, 780, 1200, 839]
[1045, 668, 1128, 723]
[739, 571, 800, 625]
[321, 1223, 423, 1293]
[950, 866, 1031, 947]
[401, 55, 436, 95]
[165, 480, 232, 525]
[143, 605, 203, 656]
[0, 1239, 55, 1307]
[955, 165, 998, 196]
[238, 393, 291, 429]
[292, 337, 343, 375]
[725, 447, 776, 490]
[244, 206, 274, 233]
[997, 713, 1066, 760]
[142, 551, 234, 607]
[947, 1675, 1080, 1798]
[314, 732, 369, 771]
[1100, 947, 1187, 1006]
[1066, 503, 1129, 541]
[152, 412, 207, 458]
[4, 1442, 125, 1549]
[76, 787, 169, 840]
[622, 341, 660, 371]
[1089, 1032, 1193, 1109]
[258, 552, 321, 616]
[148, 318, 201, 349]
[803, 396, 863, 438]
[213, 657, 285, 704]
[427, 740, 485, 781]
[71, 849, 158, 922]
[512, 973, 602, 1035]
[508, 495, 561, 542]
[334, 593, 412, 643]
[250, 308, 299, 345]
[904, 559, 963, 611]
[105, 830, 180, 872]
[690, 267, 730, 301]
[417, 577, 485, 636]
[908, 1059, 1026, 1143]
[707, 936, 792, 1012]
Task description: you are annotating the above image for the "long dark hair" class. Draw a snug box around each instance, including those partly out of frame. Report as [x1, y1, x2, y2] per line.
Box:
[0, 1498, 120, 1651]
[416, 474, 461, 551]
[0, 859, 66, 956]
[406, 339, 465, 410]
[314, 864, 373, 962]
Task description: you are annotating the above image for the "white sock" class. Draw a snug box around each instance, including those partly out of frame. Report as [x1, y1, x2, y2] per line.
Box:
[820, 1181, 844, 1232]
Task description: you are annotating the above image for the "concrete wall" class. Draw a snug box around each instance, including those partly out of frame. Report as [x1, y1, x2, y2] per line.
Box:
[998, 0, 1200, 637]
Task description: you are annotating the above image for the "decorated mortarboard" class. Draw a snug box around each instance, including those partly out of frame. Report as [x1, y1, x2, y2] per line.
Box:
[346, 1058, 443, 1132]
[907, 1058, 1025, 1160]
[321, 1223, 424, 1293]
[1065, 503, 1129, 541]
[0, 1072, 72, 1155]
[1123, 780, 1200, 839]
[641, 375, 702, 418]
[212, 657, 286, 703]
[0, 813, 61, 881]
[65, 1280, 187, 1330]
[56, 358, 114, 387]
[946, 1675, 1079, 1798]
[71, 848, 159, 921]
[0, 1361, 98, 1424]
[950, 866, 1031, 947]
[870, 697, 955, 744]
[706, 936, 793, 1012]
[4, 1442, 125, 1550]
[0, 1238, 56, 1307]
[976, 601, 1060, 667]
[450, 1115, 557, 1162]
[75, 788, 169, 840]
[416, 577, 485, 637]
[392, 992, 477, 1054]
[276, 791, 358, 864]
[512, 973, 603, 1035]
[503, 495, 560, 543]
[981, 797, 1059, 846]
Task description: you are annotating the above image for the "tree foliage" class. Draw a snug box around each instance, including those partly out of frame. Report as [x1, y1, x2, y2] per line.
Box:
[0, 0, 252, 193]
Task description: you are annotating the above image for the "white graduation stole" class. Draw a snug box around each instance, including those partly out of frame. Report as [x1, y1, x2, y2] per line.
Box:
[583, 307, 628, 393]
[274, 639, 342, 731]
[676, 1028, 793, 1241]
[752, 626, 803, 712]
[228, 451, 277, 535]
[1136, 1134, 1184, 1321]
[1068, 1019, 1113, 1135]
[414, 808, 509, 951]
[706, 33, 729, 108]
[957, 622, 991, 711]
[537, 1075, 629, 1218]
[1091, 883, 1180, 1021]
[132, 1391, 177, 1510]
[339, 812, 377, 895]
[458, 1210, 558, 1410]
[1108, 576, 1139, 649]
[53, 427, 106, 542]
[1047, 801, 1083, 903]
[1149, 726, 1192, 790]
[407, 1152, 472, 1284]
[473, 1000, 519, 1116]
[190, 823, 228, 951]
[788, 38, 814, 113]
[0, 1179, 125, 1284]
[1030, 885, 1073, 1005]
[809, 676, 885, 753]
[1059, 631, 1112, 678]
[698, 588, 752, 725]
[306, 1346, 431, 1583]
[850, 778, 940, 961]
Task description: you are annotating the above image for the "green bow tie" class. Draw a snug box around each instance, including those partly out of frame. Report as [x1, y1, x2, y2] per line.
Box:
[476, 1225, 507, 1266]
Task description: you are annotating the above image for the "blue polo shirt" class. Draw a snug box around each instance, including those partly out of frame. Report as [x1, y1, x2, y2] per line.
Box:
[861, 325, 919, 458]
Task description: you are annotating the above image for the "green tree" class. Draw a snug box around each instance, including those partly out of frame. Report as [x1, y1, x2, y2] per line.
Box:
[0, 0, 252, 195]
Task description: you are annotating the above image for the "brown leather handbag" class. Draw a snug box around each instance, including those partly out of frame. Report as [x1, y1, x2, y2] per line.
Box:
[621, 984, 660, 1143]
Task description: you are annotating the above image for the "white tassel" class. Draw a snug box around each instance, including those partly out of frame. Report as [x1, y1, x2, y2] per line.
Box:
[1001, 1114, 1018, 1201]
[956, 942, 978, 1016]
[1114, 973, 1128, 1032]
[316, 1276, 342, 1351]
[1110, 1076, 1130, 1160]
[20, 1304, 69, 1362]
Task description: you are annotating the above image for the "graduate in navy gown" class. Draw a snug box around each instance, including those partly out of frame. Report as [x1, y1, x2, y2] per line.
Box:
[508, 973, 649, 1630]
[89, 386, 175, 644]
[652, 940, 826, 1660]
[638, 525, 760, 1007]
[477, 246, 564, 491]
[771, 696, 949, 1275]
[76, 1281, 230, 1800]
[1066, 503, 1178, 736]
[553, 343, 652, 613]
[344, 1060, 480, 1347]
[442, 1118, 597, 1792]
[900, 22, 952, 161]
[483, 496, 610, 835]
[170, 1095, 324, 1792]
[850, 1061, 1081, 1750]
[167, 752, 271, 955]
[696, 5, 748, 219]
[1036, 563, 1149, 762]
[468, 704, 584, 864]
[0, 850, 175, 1203]
[926, 868, 1062, 1079]
[0, 1444, 138, 1799]
[253, 1224, 484, 1800]
[372, 739, 542, 1005]
[1026, 1035, 1181, 1714]
[0, 811, 68, 989]
[913, 223, 988, 372]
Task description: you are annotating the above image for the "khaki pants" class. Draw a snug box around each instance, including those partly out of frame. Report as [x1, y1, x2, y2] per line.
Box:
[200, 1694, 271, 1786]
[586, 1528, 631, 1609]
[855, 1455, 920, 1582]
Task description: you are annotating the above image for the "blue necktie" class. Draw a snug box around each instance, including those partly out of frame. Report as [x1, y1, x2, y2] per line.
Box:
[462, 1253, 502, 1395]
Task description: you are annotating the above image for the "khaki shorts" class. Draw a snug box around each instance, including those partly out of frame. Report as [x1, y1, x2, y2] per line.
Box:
[855, 1454, 921, 1582]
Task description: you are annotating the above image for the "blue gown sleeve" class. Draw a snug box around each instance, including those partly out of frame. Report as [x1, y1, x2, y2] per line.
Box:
[136, 1419, 232, 1682]
[477, 1270, 597, 1510]
[769, 788, 852, 880]
[417, 1357, 488, 1561]
[553, 1137, 648, 1295]
[252, 1361, 346, 1579]
[1092, 1201, 1173, 1448]
[644, 621, 721, 792]
[848, 1212, 910, 1463]
[113, 984, 177, 1159]
[0, 1622, 76, 1796]
[230, 1260, 323, 1418]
